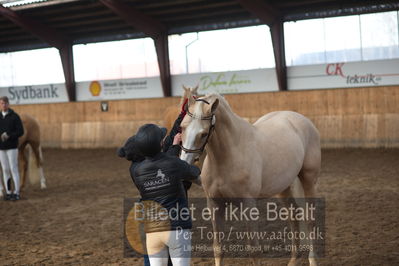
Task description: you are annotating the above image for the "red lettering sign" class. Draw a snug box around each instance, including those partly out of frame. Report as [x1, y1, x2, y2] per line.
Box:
[326, 63, 345, 77]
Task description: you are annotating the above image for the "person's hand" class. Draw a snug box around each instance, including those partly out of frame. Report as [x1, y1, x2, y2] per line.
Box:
[173, 133, 182, 145]
[1, 132, 9, 142]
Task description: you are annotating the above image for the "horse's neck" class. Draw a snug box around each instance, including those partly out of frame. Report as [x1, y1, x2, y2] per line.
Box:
[206, 100, 251, 163]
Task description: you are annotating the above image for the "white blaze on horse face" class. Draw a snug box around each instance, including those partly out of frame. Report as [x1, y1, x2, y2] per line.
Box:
[180, 103, 204, 164]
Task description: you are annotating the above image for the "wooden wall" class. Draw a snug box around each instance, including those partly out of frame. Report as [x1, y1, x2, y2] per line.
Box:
[12, 86, 399, 148]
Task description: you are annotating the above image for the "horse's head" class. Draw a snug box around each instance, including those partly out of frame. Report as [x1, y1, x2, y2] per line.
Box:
[180, 93, 219, 164]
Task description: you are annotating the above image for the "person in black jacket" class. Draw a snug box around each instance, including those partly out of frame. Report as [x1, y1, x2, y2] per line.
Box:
[0, 96, 24, 201]
[120, 103, 192, 195]
[118, 124, 200, 266]
[119, 134, 174, 266]
[119, 121, 189, 266]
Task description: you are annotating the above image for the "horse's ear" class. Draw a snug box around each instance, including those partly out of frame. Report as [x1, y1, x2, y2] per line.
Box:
[203, 95, 219, 114]
[211, 98, 219, 113]
[192, 85, 199, 95]
[182, 85, 189, 93]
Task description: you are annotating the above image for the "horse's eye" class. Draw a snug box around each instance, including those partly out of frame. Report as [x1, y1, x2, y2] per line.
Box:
[200, 132, 208, 139]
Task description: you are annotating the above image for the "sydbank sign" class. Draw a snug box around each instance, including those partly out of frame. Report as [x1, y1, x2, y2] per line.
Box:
[0, 83, 69, 104]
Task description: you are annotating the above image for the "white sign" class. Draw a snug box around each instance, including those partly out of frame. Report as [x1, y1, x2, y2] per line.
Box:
[0, 83, 69, 104]
[171, 69, 279, 96]
[2, 59, 398, 105]
[288, 59, 399, 90]
[76, 77, 163, 101]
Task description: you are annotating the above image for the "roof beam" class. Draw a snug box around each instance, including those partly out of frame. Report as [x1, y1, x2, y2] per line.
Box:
[154, 34, 172, 97]
[59, 43, 76, 101]
[0, 4, 68, 48]
[99, 0, 171, 97]
[0, 4, 76, 101]
[99, 0, 166, 39]
[236, 0, 280, 26]
[270, 20, 287, 91]
[237, 0, 287, 91]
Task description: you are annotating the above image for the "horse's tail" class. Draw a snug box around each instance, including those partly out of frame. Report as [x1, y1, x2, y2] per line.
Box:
[28, 144, 44, 186]
[27, 146, 39, 185]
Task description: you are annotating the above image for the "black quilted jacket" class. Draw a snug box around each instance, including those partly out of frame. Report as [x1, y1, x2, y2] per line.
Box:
[130, 152, 200, 233]
[0, 108, 24, 150]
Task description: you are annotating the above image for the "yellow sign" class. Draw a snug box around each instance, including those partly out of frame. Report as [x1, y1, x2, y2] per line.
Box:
[89, 81, 101, 96]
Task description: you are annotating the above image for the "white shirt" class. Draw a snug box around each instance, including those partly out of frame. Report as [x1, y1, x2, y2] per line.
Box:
[1, 111, 8, 117]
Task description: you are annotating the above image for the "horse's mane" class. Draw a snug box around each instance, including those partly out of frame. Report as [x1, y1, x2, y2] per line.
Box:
[202, 93, 232, 110]
[199, 93, 246, 123]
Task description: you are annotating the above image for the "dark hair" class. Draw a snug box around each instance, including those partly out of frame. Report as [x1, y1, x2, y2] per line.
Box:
[135, 124, 167, 157]
[117, 135, 145, 162]
[0, 96, 9, 104]
[117, 147, 126, 158]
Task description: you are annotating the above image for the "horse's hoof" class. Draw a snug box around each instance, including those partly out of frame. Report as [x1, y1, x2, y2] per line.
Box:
[309, 258, 317, 266]
[288, 258, 299, 266]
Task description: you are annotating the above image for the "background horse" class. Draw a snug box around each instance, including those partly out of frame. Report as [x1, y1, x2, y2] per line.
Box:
[180, 93, 321, 266]
[163, 86, 207, 169]
[163, 85, 199, 131]
[19, 114, 46, 190]
[0, 114, 46, 197]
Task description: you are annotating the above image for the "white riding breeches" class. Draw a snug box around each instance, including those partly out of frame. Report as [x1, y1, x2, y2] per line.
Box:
[0, 148, 20, 194]
[146, 229, 191, 266]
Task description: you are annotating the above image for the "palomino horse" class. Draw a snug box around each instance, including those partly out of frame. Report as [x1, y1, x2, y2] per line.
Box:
[0, 114, 46, 197]
[180, 93, 321, 266]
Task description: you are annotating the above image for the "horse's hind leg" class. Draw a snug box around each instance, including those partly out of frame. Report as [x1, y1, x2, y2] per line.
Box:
[299, 143, 321, 266]
[31, 141, 46, 189]
[299, 142, 320, 197]
[279, 183, 302, 266]
[0, 176, 3, 198]
[18, 142, 28, 191]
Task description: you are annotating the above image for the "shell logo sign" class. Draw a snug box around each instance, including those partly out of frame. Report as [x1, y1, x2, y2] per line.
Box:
[89, 81, 101, 96]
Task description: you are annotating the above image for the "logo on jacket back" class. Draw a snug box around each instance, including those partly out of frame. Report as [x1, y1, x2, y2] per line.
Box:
[143, 169, 170, 190]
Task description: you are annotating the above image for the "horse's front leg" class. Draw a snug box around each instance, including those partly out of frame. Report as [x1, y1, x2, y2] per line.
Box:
[208, 198, 226, 266]
[0, 179, 3, 198]
[242, 198, 261, 266]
